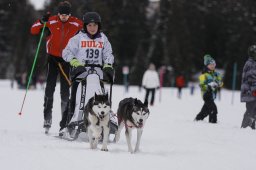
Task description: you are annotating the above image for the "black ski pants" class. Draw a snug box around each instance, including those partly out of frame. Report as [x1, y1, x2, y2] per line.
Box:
[145, 88, 156, 105]
[60, 81, 79, 129]
[195, 97, 218, 123]
[43, 55, 70, 129]
[177, 87, 183, 99]
[241, 100, 256, 129]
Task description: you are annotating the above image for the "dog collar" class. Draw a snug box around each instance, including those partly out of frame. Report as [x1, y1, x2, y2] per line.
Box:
[124, 120, 143, 129]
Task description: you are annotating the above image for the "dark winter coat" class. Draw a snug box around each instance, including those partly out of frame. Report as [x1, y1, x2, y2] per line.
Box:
[241, 58, 256, 102]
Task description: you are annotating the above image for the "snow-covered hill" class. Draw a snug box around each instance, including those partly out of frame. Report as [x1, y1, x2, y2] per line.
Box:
[0, 80, 255, 170]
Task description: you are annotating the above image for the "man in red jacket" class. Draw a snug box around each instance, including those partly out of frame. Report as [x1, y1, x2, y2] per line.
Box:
[31, 1, 83, 134]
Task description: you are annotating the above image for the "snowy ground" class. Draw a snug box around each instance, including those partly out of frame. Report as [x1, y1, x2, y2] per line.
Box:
[0, 80, 255, 170]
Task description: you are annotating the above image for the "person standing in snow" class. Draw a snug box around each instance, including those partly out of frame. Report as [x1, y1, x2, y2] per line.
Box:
[59, 11, 114, 136]
[142, 63, 160, 106]
[194, 54, 223, 123]
[240, 45, 256, 129]
[30, 1, 83, 133]
[176, 74, 185, 99]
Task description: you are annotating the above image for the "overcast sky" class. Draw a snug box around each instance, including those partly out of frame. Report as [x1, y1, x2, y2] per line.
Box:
[29, 0, 45, 10]
[28, 0, 160, 10]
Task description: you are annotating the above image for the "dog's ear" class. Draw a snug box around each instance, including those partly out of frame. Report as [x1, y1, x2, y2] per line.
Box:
[144, 99, 148, 107]
[134, 98, 138, 105]
[94, 92, 98, 100]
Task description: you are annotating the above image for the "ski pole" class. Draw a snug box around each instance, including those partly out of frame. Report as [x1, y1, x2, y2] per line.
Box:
[57, 62, 72, 86]
[109, 69, 115, 107]
[18, 22, 47, 116]
[110, 81, 113, 107]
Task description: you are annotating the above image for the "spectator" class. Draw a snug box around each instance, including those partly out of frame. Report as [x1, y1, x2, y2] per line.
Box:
[142, 63, 160, 106]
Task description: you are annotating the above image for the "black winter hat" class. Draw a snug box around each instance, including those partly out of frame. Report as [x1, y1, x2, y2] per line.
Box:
[58, 1, 71, 15]
[83, 12, 101, 24]
[82, 12, 102, 35]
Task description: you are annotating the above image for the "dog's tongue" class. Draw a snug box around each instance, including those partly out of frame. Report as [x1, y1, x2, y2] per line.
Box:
[138, 122, 143, 128]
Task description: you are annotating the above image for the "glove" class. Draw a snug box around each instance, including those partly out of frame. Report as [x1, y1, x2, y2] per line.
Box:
[70, 66, 86, 81]
[103, 64, 114, 83]
[70, 58, 84, 67]
[40, 12, 51, 23]
[208, 81, 218, 90]
[252, 90, 256, 97]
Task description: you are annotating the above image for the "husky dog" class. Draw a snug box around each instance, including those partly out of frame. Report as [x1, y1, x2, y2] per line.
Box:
[84, 93, 111, 151]
[114, 98, 150, 153]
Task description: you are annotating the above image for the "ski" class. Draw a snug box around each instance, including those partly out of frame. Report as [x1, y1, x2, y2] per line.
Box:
[53, 129, 79, 141]
[54, 135, 77, 141]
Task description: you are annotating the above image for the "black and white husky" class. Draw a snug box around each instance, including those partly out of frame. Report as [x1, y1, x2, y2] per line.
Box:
[114, 98, 150, 153]
[84, 93, 111, 151]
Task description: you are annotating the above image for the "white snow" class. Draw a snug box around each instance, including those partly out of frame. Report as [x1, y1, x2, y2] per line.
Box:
[0, 80, 255, 170]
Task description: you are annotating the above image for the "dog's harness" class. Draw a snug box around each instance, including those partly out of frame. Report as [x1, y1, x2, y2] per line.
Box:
[119, 117, 143, 129]
[88, 109, 100, 126]
[125, 122, 135, 129]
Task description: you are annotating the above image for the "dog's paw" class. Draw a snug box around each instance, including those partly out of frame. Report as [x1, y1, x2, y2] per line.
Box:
[101, 148, 108, 152]
[90, 145, 97, 149]
[90, 143, 97, 149]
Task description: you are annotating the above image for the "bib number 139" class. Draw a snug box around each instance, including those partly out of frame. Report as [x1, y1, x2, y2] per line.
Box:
[86, 49, 99, 59]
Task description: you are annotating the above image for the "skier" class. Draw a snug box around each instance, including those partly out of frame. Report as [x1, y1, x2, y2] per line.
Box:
[30, 1, 83, 133]
[194, 54, 223, 123]
[241, 45, 256, 129]
[142, 63, 160, 106]
[59, 12, 115, 137]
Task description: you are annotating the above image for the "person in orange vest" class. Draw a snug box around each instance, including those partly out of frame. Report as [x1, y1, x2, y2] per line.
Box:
[31, 1, 83, 133]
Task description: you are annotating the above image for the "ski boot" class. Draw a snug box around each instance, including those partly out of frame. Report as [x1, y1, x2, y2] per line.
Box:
[241, 115, 256, 129]
[43, 119, 52, 134]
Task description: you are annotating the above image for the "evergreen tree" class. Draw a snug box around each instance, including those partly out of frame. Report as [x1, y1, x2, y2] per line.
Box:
[0, 0, 36, 79]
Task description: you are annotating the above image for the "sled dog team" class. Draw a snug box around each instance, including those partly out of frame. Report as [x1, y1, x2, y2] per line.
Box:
[84, 93, 150, 153]
[30, 1, 150, 153]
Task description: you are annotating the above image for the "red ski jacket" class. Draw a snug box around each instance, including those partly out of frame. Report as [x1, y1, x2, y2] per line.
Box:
[31, 15, 83, 58]
[176, 76, 185, 88]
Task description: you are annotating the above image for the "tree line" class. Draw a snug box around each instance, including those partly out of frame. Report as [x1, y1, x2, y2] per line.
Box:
[1, 0, 256, 89]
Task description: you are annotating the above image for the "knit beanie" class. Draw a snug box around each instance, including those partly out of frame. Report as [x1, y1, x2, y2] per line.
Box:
[58, 1, 71, 15]
[204, 54, 216, 66]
